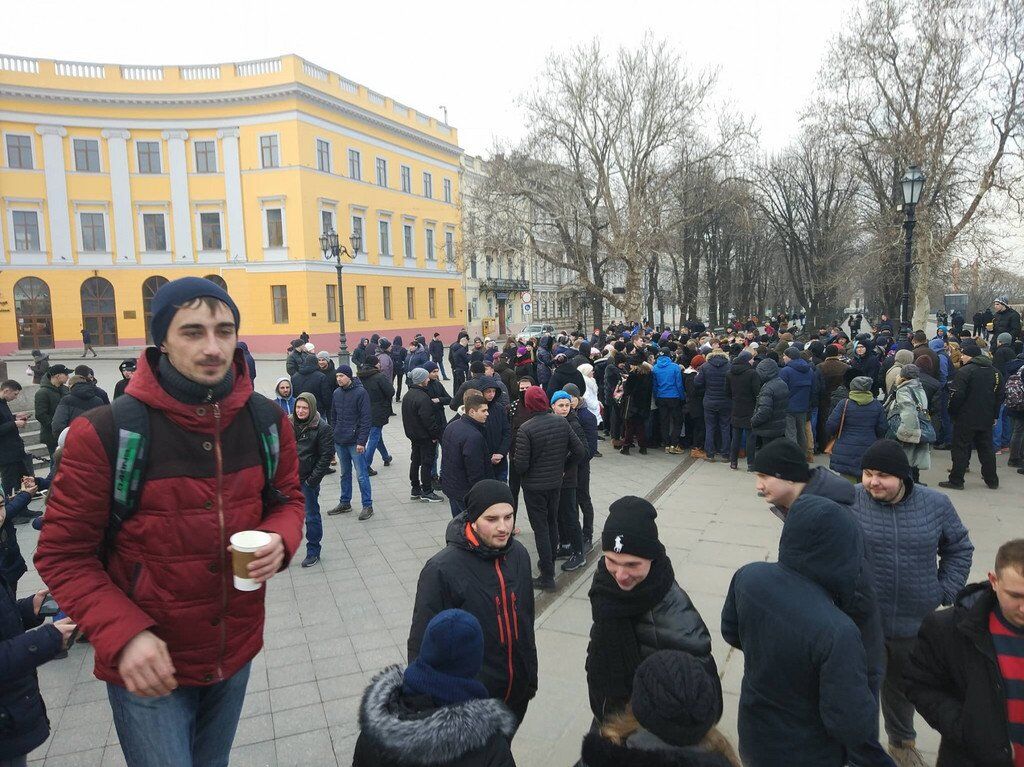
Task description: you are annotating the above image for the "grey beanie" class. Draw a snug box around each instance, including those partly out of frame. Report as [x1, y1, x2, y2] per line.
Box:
[407, 368, 429, 386]
[316, 350, 331, 360]
[995, 297, 1010, 307]
[998, 332, 1012, 345]
[851, 376, 874, 392]
[900, 364, 920, 380]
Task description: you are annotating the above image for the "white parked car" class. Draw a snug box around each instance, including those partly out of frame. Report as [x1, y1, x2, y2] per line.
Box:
[516, 323, 555, 342]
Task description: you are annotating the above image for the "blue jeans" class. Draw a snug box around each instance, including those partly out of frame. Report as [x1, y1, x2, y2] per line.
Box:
[336, 442, 372, 507]
[107, 662, 251, 767]
[302, 481, 322, 557]
[365, 426, 391, 470]
[994, 404, 1011, 448]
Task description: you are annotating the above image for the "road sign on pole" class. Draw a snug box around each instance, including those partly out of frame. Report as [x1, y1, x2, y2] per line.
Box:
[522, 302, 533, 314]
[521, 291, 532, 304]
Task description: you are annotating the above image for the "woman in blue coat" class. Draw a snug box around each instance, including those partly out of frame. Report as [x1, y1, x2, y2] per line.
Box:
[825, 375, 887, 479]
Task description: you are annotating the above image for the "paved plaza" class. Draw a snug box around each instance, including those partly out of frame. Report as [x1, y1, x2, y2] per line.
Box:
[14, 354, 1021, 766]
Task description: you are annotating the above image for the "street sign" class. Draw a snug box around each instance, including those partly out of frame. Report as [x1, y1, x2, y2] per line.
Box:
[522, 302, 532, 314]
[521, 291, 532, 303]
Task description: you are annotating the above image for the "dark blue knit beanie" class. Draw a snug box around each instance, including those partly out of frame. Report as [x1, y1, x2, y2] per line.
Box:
[150, 277, 241, 348]
[402, 609, 489, 706]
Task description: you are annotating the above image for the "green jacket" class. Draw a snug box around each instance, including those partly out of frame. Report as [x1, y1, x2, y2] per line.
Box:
[34, 381, 66, 448]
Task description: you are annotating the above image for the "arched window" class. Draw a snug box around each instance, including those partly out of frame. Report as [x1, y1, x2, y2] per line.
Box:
[142, 276, 169, 344]
[80, 277, 118, 346]
[203, 274, 227, 290]
[14, 277, 54, 350]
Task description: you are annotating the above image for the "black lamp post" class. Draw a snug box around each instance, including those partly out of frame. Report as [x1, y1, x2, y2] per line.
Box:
[900, 164, 926, 337]
[319, 228, 361, 367]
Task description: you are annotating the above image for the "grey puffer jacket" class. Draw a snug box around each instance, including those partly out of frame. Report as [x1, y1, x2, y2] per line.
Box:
[749, 359, 788, 437]
[850, 483, 974, 638]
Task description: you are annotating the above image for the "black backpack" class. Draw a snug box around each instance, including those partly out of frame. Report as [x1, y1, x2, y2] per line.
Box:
[96, 392, 288, 554]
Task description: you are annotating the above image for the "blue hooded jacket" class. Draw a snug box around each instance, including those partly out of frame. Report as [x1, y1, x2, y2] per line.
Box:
[778, 357, 814, 413]
[652, 355, 684, 399]
[722, 495, 879, 765]
[331, 376, 371, 446]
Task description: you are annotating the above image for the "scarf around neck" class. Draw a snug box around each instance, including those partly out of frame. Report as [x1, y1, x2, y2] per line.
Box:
[158, 354, 235, 404]
[586, 554, 675, 714]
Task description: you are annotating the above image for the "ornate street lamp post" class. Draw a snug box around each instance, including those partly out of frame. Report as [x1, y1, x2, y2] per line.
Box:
[319, 229, 361, 367]
[900, 165, 926, 337]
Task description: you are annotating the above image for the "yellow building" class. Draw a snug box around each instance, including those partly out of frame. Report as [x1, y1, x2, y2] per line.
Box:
[0, 53, 465, 353]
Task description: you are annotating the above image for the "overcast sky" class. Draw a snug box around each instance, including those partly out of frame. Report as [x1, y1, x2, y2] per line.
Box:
[3, 0, 849, 156]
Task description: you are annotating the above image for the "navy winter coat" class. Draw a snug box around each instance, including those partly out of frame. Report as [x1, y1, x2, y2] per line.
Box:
[778, 357, 814, 413]
[0, 569, 63, 760]
[652, 356, 684, 399]
[331, 378, 371, 447]
[451, 343, 470, 373]
[694, 355, 731, 409]
[850, 483, 974, 639]
[440, 415, 490, 504]
[408, 346, 430, 370]
[722, 495, 879, 766]
[824, 396, 887, 477]
[291, 358, 329, 417]
[577, 406, 599, 458]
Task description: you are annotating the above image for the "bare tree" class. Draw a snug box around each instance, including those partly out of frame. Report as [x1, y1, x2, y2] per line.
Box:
[818, 0, 1024, 327]
[755, 135, 860, 328]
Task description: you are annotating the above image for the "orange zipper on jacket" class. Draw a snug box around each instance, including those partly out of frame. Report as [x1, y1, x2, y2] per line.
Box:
[493, 557, 514, 702]
[213, 402, 227, 681]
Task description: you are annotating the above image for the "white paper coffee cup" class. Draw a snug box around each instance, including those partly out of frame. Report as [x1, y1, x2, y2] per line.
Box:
[230, 530, 273, 591]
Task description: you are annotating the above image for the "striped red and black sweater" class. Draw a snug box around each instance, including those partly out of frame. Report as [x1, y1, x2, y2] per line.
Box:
[990, 604, 1024, 766]
[905, 582, 1018, 766]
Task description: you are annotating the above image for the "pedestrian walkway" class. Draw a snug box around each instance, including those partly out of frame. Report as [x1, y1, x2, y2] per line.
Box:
[17, 361, 687, 766]
[517, 451, 1020, 766]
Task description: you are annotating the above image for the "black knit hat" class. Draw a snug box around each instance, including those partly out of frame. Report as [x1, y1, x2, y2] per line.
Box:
[961, 342, 982, 358]
[861, 439, 911, 478]
[149, 277, 240, 348]
[750, 439, 811, 482]
[601, 496, 663, 560]
[464, 479, 515, 523]
[631, 650, 721, 747]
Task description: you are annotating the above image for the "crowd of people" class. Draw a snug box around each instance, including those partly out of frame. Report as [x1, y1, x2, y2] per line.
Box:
[0, 278, 1021, 767]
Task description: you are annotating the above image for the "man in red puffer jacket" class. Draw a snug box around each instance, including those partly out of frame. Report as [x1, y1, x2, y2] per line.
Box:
[35, 277, 303, 767]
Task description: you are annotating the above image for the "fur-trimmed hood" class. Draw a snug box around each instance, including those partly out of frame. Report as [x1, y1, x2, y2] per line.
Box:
[357, 666, 516, 765]
[580, 731, 733, 767]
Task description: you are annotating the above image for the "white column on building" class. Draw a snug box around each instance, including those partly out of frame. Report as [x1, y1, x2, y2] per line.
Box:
[35, 125, 71, 262]
[217, 128, 246, 261]
[101, 129, 136, 262]
[162, 130, 192, 261]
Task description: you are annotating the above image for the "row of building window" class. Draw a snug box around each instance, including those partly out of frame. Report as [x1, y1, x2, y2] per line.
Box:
[5, 205, 453, 260]
[5, 134, 221, 175]
[270, 284, 457, 324]
[5, 133, 454, 204]
[307, 138, 452, 201]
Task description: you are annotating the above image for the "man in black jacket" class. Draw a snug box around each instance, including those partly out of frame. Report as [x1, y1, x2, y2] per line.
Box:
[941, 342, 1000, 490]
[428, 332, 449, 380]
[586, 497, 719, 723]
[0, 381, 30, 498]
[408, 480, 538, 726]
[357, 356, 395, 476]
[440, 391, 491, 517]
[722, 494, 879, 765]
[401, 368, 443, 503]
[513, 386, 586, 592]
[905, 538, 1024, 767]
[545, 354, 586, 399]
[451, 336, 470, 390]
[290, 355, 328, 417]
[991, 297, 1021, 352]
